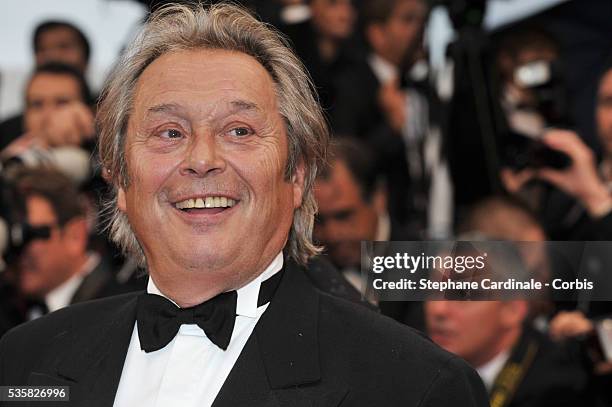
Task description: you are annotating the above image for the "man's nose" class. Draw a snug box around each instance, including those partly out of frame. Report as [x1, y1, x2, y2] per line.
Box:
[179, 132, 226, 177]
[427, 300, 451, 319]
[38, 104, 54, 126]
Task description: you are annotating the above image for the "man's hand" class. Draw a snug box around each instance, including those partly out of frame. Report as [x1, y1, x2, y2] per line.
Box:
[549, 310, 594, 341]
[36, 101, 95, 147]
[0, 132, 46, 160]
[378, 78, 407, 133]
[538, 130, 612, 218]
[500, 167, 536, 194]
[549, 311, 612, 375]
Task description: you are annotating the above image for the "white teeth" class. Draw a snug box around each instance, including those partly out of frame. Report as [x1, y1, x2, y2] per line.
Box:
[175, 196, 236, 209]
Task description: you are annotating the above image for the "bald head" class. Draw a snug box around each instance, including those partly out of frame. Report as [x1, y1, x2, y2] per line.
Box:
[458, 196, 546, 241]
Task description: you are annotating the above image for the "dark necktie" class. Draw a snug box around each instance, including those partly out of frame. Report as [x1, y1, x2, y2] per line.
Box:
[136, 270, 283, 353]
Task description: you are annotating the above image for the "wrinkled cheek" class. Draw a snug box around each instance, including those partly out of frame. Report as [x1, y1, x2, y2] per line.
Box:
[127, 150, 177, 205]
[24, 112, 41, 133]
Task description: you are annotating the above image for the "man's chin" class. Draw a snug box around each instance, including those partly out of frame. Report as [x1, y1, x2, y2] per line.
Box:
[153, 243, 240, 272]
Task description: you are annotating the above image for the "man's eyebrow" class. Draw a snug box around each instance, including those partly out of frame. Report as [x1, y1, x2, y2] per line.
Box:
[145, 100, 261, 116]
[146, 103, 184, 115]
[228, 99, 261, 114]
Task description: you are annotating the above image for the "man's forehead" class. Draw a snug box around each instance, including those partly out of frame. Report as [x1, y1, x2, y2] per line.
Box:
[26, 195, 57, 222]
[28, 74, 80, 97]
[132, 49, 278, 117]
[40, 27, 78, 42]
[317, 161, 363, 203]
[600, 69, 612, 94]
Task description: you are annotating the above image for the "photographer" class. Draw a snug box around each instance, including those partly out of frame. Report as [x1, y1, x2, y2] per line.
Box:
[1, 62, 94, 174]
[538, 130, 612, 228]
[497, 27, 567, 205]
[2, 167, 124, 324]
[0, 20, 92, 150]
[503, 64, 612, 240]
[536, 65, 612, 406]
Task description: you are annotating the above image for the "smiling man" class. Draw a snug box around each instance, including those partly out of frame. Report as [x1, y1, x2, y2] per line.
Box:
[0, 4, 486, 406]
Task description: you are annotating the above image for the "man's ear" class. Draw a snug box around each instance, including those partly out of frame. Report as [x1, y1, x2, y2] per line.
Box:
[501, 300, 529, 329]
[292, 161, 306, 209]
[117, 186, 127, 212]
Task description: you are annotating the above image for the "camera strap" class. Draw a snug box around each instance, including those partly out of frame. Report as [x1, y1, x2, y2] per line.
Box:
[489, 333, 539, 407]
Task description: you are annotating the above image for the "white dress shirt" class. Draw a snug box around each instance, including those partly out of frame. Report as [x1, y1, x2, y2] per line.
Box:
[475, 350, 510, 391]
[368, 54, 398, 86]
[113, 252, 283, 407]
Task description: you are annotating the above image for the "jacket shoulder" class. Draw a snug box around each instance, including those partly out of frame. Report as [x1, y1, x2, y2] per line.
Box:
[316, 293, 488, 405]
[0, 292, 139, 383]
[2, 292, 139, 343]
[318, 292, 447, 363]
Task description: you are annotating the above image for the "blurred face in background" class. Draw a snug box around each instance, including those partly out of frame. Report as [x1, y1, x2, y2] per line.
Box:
[310, 0, 356, 42]
[425, 300, 526, 367]
[24, 72, 82, 136]
[314, 159, 381, 269]
[18, 195, 73, 297]
[597, 68, 612, 157]
[35, 27, 88, 73]
[367, 0, 427, 67]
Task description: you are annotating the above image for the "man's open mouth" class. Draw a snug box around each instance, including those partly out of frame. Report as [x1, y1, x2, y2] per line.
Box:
[174, 196, 237, 214]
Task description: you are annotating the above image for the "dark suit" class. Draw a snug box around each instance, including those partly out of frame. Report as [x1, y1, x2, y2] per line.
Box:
[280, 20, 358, 114]
[0, 258, 487, 406]
[332, 59, 426, 230]
[69, 257, 127, 304]
[0, 282, 21, 339]
[490, 327, 588, 407]
[0, 257, 138, 339]
[0, 114, 23, 151]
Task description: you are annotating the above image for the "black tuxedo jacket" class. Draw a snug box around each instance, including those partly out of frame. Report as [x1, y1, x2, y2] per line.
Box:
[0, 259, 487, 406]
[331, 59, 418, 227]
[498, 327, 588, 407]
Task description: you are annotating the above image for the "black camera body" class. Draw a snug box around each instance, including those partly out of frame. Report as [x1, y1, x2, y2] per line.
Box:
[0, 172, 51, 269]
[502, 59, 572, 171]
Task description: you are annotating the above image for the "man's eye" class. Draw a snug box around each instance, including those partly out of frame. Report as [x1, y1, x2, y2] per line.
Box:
[227, 127, 253, 137]
[28, 100, 43, 110]
[333, 209, 354, 221]
[160, 129, 183, 139]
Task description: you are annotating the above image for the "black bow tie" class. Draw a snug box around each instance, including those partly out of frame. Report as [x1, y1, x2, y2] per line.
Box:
[137, 270, 283, 353]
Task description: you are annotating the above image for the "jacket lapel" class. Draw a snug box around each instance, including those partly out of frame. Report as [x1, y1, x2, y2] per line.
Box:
[212, 260, 348, 407]
[27, 294, 138, 407]
[70, 258, 112, 304]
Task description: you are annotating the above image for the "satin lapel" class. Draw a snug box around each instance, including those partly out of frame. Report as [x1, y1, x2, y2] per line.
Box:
[27, 294, 138, 407]
[212, 260, 348, 407]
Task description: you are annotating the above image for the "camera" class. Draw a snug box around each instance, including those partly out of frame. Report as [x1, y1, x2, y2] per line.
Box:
[502, 58, 572, 170]
[0, 170, 52, 270]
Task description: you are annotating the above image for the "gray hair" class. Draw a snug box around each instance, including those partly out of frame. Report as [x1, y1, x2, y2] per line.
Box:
[97, 2, 328, 267]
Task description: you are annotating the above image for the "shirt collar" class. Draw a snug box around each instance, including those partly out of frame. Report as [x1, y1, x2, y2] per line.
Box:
[475, 350, 510, 391]
[368, 53, 399, 85]
[45, 252, 100, 312]
[375, 212, 391, 242]
[147, 252, 284, 319]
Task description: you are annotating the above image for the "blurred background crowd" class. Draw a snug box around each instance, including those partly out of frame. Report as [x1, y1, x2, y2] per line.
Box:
[1, 0, 612, 406]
